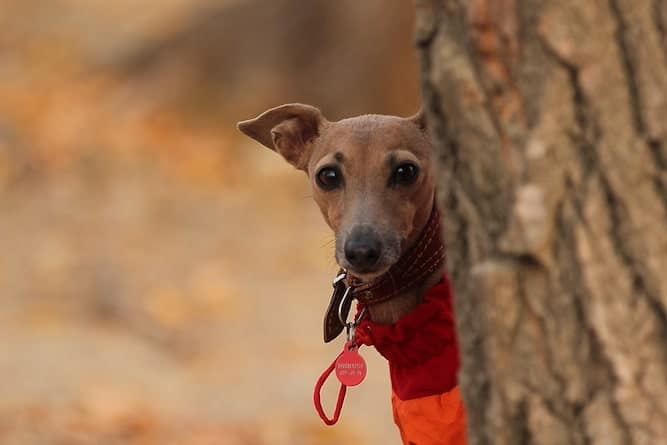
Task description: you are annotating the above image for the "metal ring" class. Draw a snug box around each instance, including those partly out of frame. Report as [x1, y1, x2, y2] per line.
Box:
[337, 286, 352, 326]
[332, 271, 347, 287]
[354, 307, 367, 326]
[346, 324, 355, 343]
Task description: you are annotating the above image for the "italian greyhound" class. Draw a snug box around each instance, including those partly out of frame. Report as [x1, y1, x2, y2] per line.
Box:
[237, 103, 443, 324]
[237, 104, 466, 445]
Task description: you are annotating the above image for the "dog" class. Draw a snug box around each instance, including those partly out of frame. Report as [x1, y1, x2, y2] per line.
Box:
[238, 104, 467, 445]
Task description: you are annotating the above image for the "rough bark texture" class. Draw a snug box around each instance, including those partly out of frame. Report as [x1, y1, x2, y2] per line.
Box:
[415, 1, 667, 444]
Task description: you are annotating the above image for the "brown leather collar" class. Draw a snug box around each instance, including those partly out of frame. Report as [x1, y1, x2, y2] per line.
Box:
[323, 205, 445, 342]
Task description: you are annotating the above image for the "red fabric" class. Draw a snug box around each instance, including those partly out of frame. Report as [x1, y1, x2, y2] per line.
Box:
[354, 275, 460, 401]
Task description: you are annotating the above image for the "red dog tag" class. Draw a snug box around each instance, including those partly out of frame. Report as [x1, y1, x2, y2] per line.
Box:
[335, 342, 367, 386]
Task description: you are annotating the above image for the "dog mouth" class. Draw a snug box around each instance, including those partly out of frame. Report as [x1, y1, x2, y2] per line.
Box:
[341, 261, 392, 281]
[336, 242, 402, 282]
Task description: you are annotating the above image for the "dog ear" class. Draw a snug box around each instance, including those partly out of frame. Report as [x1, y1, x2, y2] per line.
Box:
[237, 103, 326, 171]
[408, 108, 427, 131]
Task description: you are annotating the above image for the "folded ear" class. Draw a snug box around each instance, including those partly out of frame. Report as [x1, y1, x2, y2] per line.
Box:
[408, 108, 427, 131]
[237, 103, 327, 171]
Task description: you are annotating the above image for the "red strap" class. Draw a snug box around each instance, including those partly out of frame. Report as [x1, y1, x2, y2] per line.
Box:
[313, 352, 347, 425]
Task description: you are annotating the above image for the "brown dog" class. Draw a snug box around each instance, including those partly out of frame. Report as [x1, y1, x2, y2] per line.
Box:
[238, 104, 466, 444]
[238, 104, 443, 323]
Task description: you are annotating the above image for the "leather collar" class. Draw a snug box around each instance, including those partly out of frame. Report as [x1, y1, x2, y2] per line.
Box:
[323, 205, 445, 342]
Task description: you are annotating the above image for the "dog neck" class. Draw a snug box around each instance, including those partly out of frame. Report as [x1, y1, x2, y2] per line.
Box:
[347, 205, 446, 324]
[365, 265, 444, 324]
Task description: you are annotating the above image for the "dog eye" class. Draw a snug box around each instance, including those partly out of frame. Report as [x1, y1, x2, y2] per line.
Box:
[316, 166, 342, 190]
[391, 163, 419, 186]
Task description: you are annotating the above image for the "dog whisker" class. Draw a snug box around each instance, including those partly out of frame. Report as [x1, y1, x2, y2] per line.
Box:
[319, 239, 335, 249]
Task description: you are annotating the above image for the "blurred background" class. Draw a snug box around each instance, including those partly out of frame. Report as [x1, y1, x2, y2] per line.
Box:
[0, 1, 421, 444]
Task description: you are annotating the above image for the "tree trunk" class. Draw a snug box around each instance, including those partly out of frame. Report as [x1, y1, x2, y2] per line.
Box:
[415, 1, 667, 444]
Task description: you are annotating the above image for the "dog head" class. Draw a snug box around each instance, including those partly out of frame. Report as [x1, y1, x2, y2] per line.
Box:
[238, 103, 435, 281]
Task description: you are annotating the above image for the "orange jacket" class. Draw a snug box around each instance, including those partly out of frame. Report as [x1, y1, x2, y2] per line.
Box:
[392, 387, 466, 445]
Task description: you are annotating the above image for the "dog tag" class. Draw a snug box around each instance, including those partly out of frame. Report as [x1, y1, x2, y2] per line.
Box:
[335, 342, 367, 386]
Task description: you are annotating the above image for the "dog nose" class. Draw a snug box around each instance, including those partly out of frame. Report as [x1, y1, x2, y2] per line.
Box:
[344, 227, 381, 270]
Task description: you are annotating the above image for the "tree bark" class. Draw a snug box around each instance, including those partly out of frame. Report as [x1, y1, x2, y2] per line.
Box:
[415, 1, 667, 444]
